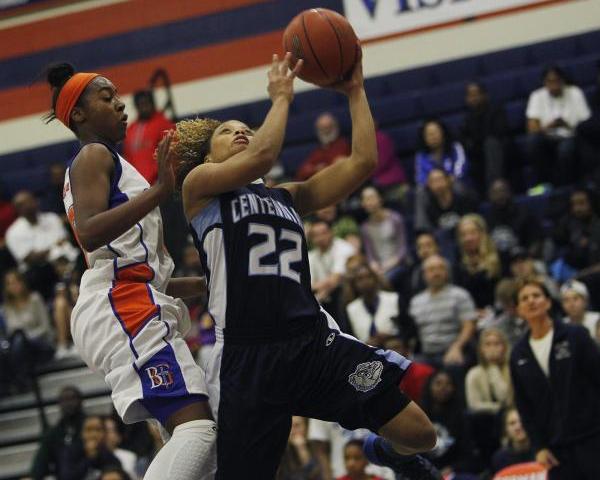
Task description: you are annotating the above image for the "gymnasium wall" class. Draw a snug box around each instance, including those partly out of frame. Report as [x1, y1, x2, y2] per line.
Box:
[0, 0, 598, 160]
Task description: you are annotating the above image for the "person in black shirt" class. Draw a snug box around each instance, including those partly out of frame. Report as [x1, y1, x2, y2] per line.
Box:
[491, 407, 535, 474]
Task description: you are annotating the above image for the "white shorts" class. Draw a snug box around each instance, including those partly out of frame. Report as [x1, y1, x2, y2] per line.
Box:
[71, 272, 208, 425]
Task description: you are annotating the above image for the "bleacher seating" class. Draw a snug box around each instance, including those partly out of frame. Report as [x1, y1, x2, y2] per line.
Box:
[0, 29, 598, 479]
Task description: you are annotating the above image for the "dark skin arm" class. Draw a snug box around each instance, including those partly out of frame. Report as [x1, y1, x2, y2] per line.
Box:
[70, 133, 176, 252]
[166, 277, 206, 299]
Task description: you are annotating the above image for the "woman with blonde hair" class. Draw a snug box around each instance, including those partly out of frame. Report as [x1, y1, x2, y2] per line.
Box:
[454, 213, 501, 309]
[465, 327, 512, 414]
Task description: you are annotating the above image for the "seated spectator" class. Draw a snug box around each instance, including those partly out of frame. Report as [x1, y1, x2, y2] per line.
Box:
[491, 408, 535, 474]
[415, 119, 468, 188]
[553, 188, 600, 273]
[480, 278, 528, 347]
[400, 231, 440, 301]
[62, 415, 122, 480]
[484, 179, 542, 265]
[100, 467, 132, 480]
[509, 246, 559, 300]
[29, 386, 85, 480]
[526, 65, 591, 186]
[5, 190, 78, 299]
[104, 417, 138, 480]
[371, 127, 407, 199]
[409, 255, 477, 368]
[454, 214, 501, 310]
[277, 416, 321, 480]
[295, 112, 351, 180]
[460, 81, 509, 192]
[576, 62, 600, 186]
[414, 170, 476, 257]
[309, 220, 356, 318]
[360, 186, 407, 282]
[123, 89, 175, 185]
[337, 439, 384, 480]
[421, 370, 478, 477]
[344, 255, 400, 346]
[110, 410, 157, 473]
[2, 270, 55, 385]
[307, 419, 394, 480]
[466, 328, 512, 415]
[383, 336, 435, 404]
[560, 280, 599, 338]
[313, 204, 360, 251]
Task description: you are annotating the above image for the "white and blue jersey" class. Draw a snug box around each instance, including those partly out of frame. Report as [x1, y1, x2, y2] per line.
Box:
[190, 181, 320, 340]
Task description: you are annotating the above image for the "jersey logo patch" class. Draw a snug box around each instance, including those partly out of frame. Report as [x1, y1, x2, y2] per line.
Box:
[348, 361, 383, 392]
[325, 332, 335, 346]
[146, 363, 174, 389]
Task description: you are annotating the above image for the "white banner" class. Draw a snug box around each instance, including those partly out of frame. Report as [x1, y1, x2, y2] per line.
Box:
[343, 0, 559, 40]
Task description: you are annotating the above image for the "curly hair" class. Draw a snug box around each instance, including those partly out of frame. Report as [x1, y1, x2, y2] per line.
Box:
[172, 118, 221, 190]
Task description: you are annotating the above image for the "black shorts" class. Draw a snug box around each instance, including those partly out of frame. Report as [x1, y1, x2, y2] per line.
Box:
[207, 311, 412, 479]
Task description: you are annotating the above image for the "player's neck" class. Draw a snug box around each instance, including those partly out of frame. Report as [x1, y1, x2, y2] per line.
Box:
[79, 132, 117, 149]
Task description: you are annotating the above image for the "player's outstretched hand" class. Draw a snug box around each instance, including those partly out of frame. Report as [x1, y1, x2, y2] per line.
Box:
[156, 129, 177, 199]
[330, 41, 364, 96]
[267, 52, 303, 104]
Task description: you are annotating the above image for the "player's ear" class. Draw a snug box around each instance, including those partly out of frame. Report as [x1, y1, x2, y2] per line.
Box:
[71, 106, 85, 126]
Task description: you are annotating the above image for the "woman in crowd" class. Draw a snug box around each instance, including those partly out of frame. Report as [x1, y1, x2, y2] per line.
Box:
[490, 408, 535, 474]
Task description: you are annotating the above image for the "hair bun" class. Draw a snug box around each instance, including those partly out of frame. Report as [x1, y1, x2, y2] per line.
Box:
[46, 63, 76, 89]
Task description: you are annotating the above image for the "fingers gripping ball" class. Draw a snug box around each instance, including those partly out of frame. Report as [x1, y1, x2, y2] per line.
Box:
[283, 8, 359, 87]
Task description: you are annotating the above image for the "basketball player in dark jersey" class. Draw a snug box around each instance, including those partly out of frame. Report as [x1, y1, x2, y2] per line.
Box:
[176, 51, 440, 479]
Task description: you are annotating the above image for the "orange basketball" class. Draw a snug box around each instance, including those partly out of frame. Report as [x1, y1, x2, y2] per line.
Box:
[283, 8, 359, 87]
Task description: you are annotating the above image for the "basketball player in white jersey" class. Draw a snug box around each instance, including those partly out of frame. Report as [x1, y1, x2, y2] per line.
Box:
[45, 62, 215, 479]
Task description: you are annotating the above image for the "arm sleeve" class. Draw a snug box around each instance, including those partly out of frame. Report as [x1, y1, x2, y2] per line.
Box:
[457, 289, 477, 323]
[574, 326, 600, 388]
[465, 368, 502, 413]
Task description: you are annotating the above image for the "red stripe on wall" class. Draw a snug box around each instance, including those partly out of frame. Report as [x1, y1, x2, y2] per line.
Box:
[0, 30, 283, 122]
[0, 0, 268, 61]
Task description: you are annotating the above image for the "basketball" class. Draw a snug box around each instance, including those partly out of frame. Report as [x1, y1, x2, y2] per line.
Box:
[283, 8, 359, 87]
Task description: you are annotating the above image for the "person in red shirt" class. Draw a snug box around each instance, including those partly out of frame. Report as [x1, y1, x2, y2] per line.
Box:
[295, 112, 351, 180]
[337, 439, 384, 480]
[123, 90, 174, 184]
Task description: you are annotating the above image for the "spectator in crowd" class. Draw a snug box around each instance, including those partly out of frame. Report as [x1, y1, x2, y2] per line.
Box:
[465, 328, 513, 415]
[576, 62, 600, 185]
[0, 186, 17, 241]
[491, 408, 535, 474]
[52, 273, 80, 359]
[454, 214, 501, 310]
[295, 112, 351, 181]
[359, 186, 407, 283]
[308, 220, 356, 317]
[277, 416, 321, 480]
[409, 254, 477, 367]
[2, 270, 55, 383]
[371, 127, 407, 199]
[421, 370, 478, 477]
[414, 169, 476, 252]
[510, 279, 600, 479]
[100, 468, 132, 480]
[508, 246, 559, 300]
[383, 336, 436, 404]
[110, 411, 157, 472]
[123, 90, 174, 185]
[553, 188, 600, 272]
[484, 179, 542, 265]
[337, 439, 384, 480]
[460, 81, 509, 192]
[400, 231, 440, 301]
[344, 255, 400, 347]
[307, 419, 394, 480]
[62, 415, 122, 480]
[525, 66, 591, 186]
[174, 243, 204, 278]
[104, 417, 138, 480]
[560, 279, 599, 338]
[480, 278, 528, 347]
[41, 162, 68, 215]
[312, 204, 360, 251]
[5, 190, 77, 299]
[29, 386, 85, 480]
[415, 119, 468, 188]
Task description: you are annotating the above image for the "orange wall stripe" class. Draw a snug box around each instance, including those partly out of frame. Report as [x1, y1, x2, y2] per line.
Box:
[0, 0, 269, 61]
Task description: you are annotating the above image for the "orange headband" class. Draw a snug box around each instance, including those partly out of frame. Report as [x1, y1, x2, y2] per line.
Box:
[55, 72, 100, 128]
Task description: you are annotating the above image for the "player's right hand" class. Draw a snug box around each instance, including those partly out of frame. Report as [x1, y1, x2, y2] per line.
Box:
[156, 130, 177, 198]
[267, 52, 303, 104]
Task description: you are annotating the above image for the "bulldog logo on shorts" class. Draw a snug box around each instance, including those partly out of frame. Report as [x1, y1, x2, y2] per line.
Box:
[348, 361, 383, 392]
[146, 363, 174, 389]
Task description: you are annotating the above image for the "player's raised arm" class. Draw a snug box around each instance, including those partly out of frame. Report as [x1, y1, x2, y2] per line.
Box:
[279, 47, 377, 217]
[180, 53, 303, 211]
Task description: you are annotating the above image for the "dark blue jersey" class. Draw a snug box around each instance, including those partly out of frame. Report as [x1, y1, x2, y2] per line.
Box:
[190, 182, 320, 339]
